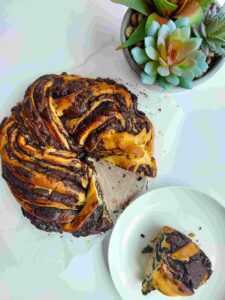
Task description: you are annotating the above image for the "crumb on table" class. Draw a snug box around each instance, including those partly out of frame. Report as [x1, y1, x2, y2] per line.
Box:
[142, 245, 153, 254]
[188, 232, 195, 238]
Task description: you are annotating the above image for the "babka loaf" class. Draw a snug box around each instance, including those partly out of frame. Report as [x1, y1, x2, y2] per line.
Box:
[0, 73, 157, 236]
[142, 226, 212, 296]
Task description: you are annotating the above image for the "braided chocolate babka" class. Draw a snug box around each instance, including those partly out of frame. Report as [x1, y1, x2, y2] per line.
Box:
[0, 73, 157, 236]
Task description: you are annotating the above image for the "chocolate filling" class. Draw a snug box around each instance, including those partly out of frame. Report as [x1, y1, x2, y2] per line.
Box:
[167, 251, 212, 291]
[166, 231, 190, 253]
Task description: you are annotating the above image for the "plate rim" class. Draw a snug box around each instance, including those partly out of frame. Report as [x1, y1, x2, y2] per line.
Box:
[108, 185, 225, 300]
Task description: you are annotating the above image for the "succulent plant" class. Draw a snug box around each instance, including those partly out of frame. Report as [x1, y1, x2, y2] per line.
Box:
[194, 4, 225, 56]
[115, 0, 216, 50]
[112, 0, 215, 25]
[131, 17, 208, 89]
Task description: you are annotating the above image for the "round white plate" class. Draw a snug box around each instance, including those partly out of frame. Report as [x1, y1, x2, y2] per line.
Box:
[108, 186, 225, 300]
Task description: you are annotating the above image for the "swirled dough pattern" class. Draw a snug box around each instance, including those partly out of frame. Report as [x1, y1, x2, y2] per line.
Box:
[0, 74, 157, 236]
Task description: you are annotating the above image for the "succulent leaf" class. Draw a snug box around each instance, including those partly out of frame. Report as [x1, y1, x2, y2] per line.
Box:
[168, 26, 191, 42]
[141, 71, 157, 84]
[192, 65, 204, 77]
[175, 17, 190, 28]
[157, 24, 170, 60]
[145, 13, 169, 35]
[167, 20, 177, 32]
[159, 57, 168, 67]
[182, 70, 195, 80]
[131, 47, 149, 64]
[175, 54, 196, 72]
[175, 0, 190, 15]
[175, 0, 204, 26]
[145, 15, 161, 36]
[206, 40, 225, 55]
[118, 19, 146, 49]
[197, 58, 208, 71]
[145, 36, 155, 48]
[145, 46, 159, 60]
[144, 61, 158, 75]
[111, 0, 151, 15]
[180, 77, 193, 89]
[152, 0, 178, 17]
[157, 65, 170, 76]
[148, 21, 161, 36]
[165, 74, 180, 86]
[158, 24, 171, 43]
[157, 76, 173, 89]
[171, 65, 183, 76]
[174, 38, 202, 62]
[198, 0, 215, 11]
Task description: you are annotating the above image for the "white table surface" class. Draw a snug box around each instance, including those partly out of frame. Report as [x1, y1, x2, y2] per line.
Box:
[0, 1, 225, 300]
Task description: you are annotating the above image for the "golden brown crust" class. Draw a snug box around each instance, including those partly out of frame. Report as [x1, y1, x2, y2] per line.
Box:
[0, 73, 157, 235]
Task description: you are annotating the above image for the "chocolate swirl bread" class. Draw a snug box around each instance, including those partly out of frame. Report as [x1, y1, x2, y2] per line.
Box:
[142, 226, 212, 296]
[0, 73, 157, 236]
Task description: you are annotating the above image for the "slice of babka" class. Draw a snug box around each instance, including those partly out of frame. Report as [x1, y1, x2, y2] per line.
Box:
[142, 226, 212, 296]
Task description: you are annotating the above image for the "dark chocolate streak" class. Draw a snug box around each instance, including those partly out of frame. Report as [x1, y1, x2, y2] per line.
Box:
[22, 209, 62, 233]
[71, 101, 115, 141]
[0, 117, 8, 131]
[6, 131, 88, 190]
[72, 206, 112, 237]
[5, 143, 86, 193]
[22, 205, 112, 237]
[166, 231, 191, 253]
[167, 251, 212, 292]
[2, 164, 81, 207]
[136, 164, 155, 178]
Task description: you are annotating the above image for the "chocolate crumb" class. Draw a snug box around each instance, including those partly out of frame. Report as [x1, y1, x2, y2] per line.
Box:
[140, 233, 145, 238]
[158, 108, 162, 112]
[137, 176, 143, 181]
[113, 210, 119, 214]
[108, 166, 112, 170]
[188, 232, 195, 238]
[122, 174, 126, 178]
[199, 227, 202, 231]
[139, 91, 148, 97]
[142, 245, 153, 254]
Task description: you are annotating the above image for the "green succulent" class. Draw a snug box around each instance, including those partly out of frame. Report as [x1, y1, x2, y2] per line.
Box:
[112, 0, 215, 25]
[131, 17, 208, 89]
[194, 4, 225, 56]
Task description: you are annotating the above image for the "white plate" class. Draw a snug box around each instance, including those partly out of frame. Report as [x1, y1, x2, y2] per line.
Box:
[108, 187, 225, 300]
